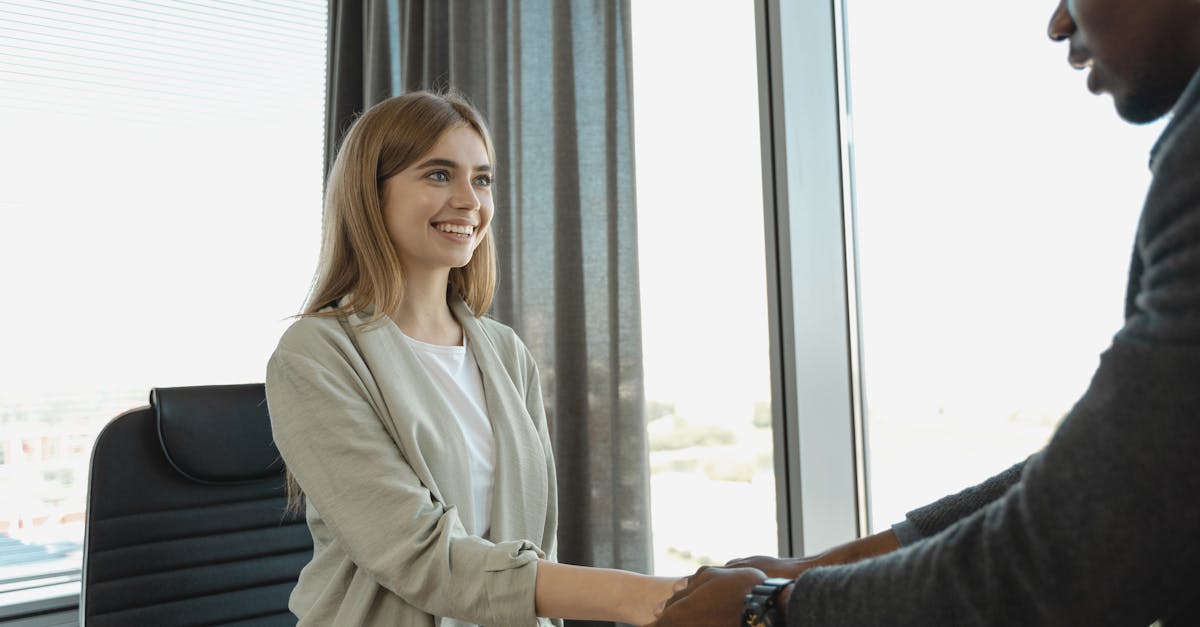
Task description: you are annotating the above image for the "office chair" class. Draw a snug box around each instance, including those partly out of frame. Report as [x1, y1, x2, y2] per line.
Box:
[81, 384, 311, 626]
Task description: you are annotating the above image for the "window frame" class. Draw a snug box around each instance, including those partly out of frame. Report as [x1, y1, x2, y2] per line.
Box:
[756, 0, 868, 556]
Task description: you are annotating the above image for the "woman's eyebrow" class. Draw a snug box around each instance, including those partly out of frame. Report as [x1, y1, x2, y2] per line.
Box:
[415, 157, 492, 172]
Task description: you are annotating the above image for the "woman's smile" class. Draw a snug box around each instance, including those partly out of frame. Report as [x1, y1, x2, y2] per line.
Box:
[432, 221, 477, 241]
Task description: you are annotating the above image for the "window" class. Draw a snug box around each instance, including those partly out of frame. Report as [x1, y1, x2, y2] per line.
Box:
[630, 0, 778, 574]
[841, 0, 1166, 530]
[0, 0, 327, 614]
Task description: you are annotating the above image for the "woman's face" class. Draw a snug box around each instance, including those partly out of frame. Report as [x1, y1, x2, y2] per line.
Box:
[380, 125, 494, 276]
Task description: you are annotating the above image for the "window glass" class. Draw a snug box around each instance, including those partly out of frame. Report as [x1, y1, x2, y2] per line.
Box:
[631, 0, 777, 574]
[0, 0, 326, 605]
[842, 0, 1167, 529]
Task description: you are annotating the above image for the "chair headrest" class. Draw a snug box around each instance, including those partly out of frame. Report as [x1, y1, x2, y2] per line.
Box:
[152, 384, 283, 484]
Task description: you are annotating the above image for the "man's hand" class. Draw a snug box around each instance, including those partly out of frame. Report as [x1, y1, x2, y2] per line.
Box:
[723, 555, 806, 578]
[727, 529, 901, 579]
[652, 566, 767, 627]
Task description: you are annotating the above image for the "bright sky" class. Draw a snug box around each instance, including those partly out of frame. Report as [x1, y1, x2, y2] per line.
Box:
[631, 0, 771, 424]
[631, 0, 1165, 418]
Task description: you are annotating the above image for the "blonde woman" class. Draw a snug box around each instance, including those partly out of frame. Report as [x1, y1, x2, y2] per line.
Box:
[266, 91, 677, 627]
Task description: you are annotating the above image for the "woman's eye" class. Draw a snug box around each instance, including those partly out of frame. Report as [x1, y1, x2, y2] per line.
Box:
[473, 174, 493, 187]
[427, 170, 450, 182]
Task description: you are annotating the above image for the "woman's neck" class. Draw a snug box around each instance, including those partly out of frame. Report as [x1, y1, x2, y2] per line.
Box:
[390, 269, 462, 346]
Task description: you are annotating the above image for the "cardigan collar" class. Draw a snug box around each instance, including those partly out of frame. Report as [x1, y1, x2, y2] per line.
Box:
[343, 297, 550, 542]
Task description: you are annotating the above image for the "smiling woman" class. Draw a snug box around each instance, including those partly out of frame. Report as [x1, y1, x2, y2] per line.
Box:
[265, 91, 679, 627]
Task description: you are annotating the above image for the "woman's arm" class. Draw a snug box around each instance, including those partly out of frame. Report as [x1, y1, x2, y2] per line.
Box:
[535, 560, 681, 626]
[510, 336, 680, 624]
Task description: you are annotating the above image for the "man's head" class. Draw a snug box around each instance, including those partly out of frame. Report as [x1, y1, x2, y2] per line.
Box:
[1048, 0, 1200, 123]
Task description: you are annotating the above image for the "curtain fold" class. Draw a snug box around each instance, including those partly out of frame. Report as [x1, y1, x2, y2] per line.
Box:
[323, 4, 651, 624]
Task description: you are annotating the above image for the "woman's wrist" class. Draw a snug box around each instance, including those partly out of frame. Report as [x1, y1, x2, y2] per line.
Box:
[613, 572, 677, 625]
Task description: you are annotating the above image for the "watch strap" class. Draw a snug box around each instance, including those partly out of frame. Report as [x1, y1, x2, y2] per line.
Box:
[742, 577, 792, 627]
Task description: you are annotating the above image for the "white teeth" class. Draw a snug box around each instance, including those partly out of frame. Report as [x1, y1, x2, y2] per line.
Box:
[435, 223, 474, 235]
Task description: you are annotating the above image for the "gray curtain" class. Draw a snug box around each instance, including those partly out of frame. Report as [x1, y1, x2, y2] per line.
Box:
[324, 2, 651, 622]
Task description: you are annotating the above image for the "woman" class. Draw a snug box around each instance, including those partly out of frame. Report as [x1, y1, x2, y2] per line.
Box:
[266, 91, 677, 626]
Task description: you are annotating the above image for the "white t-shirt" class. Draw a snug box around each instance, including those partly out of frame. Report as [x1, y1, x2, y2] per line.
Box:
[401, 331, 496, 538]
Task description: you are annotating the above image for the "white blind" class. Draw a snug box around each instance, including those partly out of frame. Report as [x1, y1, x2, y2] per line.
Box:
[2, 0, 326, 121]
[0, 0, 328, 610]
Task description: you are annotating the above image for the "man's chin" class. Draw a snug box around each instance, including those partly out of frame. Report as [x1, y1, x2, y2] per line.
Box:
[1114, 98, 1170, 125]
[1113, 81, 1181, 125]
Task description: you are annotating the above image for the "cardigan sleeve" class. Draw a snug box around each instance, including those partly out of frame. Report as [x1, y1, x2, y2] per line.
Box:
[267, 342, 544, 627]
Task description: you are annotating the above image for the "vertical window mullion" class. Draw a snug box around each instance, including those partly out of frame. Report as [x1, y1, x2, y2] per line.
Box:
[757, 0, 865, 557]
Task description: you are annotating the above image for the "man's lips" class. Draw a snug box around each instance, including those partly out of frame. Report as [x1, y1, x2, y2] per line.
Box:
[1086, 67, 1102, 94]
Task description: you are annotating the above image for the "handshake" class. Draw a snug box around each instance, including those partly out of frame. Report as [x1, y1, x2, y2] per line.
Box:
[643, 530, 900, 627]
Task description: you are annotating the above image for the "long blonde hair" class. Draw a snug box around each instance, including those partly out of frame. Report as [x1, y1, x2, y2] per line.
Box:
[286, 90, 498, 512]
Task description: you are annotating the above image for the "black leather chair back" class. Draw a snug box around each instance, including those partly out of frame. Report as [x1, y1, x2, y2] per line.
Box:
[81, 383, 311, 626]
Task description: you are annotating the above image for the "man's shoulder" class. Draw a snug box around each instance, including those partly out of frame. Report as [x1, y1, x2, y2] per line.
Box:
[1151, 67, 1200, 172]
[1122, 67, 1200, 347]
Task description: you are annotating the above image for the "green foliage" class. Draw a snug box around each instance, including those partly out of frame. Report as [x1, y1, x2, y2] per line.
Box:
[702, 458, 756, 483]
[646, 400, 677, 422]
[665, 546, 717, 567]
[649, 417, 737, 451]
[751, 401, 772, 429]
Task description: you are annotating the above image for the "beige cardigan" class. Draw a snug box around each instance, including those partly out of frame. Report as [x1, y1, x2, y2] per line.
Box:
[266, 299, 561, 627]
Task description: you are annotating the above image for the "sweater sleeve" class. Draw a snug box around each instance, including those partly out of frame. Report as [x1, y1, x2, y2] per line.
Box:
[895, 459, 1027, 544]
[785, 80, 1200, 626]
[267, 343, 544, 627]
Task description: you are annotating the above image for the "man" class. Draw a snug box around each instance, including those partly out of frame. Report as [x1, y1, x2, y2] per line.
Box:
[653, 0, 1200, 625]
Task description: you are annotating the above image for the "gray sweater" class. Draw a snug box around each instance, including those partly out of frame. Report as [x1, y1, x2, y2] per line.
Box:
[788, 67, 1200, 626]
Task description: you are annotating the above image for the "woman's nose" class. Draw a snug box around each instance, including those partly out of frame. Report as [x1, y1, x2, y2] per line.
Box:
[450, 180, 480, 210]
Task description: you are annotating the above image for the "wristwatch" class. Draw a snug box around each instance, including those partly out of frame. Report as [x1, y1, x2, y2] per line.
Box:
[742, 577, 792, 627]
